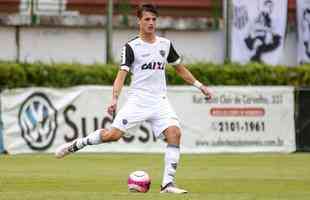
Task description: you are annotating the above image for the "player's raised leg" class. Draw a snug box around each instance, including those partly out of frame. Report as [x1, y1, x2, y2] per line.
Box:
[160, 126, 188, 194]
[55, 128, 123, 158]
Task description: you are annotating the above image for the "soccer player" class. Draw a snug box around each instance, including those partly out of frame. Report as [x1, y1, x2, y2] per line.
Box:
[55, 4, 212, 194]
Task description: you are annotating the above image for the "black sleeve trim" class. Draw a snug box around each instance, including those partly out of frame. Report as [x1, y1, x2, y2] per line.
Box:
[167, 43, 180, 64]
[120, 43, 134, 68]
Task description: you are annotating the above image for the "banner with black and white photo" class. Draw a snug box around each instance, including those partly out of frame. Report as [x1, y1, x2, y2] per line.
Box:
[297, 0, 310, 64]
[231, 0, 288, 65]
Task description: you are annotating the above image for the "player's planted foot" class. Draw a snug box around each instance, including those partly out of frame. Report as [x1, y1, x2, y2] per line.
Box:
[160, 182, 188, 194]
[55, 140, 79, 158]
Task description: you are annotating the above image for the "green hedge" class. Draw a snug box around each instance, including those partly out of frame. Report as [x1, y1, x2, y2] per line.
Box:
[1, 61, 310, 88]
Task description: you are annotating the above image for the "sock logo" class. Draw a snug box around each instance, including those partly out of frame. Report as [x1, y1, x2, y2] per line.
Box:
[171, 163, 178, 170]
[18, 92, 58, 150]
[86, 138, 92, 145]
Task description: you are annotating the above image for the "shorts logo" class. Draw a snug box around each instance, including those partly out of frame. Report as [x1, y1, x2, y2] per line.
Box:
[18, 92, 58, 150]
[122, 119, 128, 125]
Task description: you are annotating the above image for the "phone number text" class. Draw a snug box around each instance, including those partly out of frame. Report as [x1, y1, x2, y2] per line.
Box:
[211, 121, 266, 132]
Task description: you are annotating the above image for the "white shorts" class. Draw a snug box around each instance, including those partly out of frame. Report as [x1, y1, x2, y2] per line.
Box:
[111, 96, 180, 138]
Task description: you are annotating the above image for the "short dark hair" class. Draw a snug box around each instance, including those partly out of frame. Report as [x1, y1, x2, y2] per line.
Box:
[137, 4, 158, 19]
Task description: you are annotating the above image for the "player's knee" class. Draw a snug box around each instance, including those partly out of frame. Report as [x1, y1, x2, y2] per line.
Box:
[173, 130, 181, 140]
[165, 127, 181, 142]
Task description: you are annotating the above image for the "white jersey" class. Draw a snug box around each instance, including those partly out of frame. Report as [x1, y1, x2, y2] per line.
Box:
[120, 36, 181, 101]
[113, 36, 181, 136]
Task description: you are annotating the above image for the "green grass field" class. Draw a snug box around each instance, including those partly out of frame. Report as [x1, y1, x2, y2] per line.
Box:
[0, 153, 309, 200]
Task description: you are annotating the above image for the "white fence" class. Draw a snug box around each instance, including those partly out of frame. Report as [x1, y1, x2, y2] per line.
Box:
[0, 26, 298, 65]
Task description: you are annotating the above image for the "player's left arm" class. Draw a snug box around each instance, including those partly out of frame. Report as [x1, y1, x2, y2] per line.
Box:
[167, 42, 212, 99]
[174, 64, 212, 99]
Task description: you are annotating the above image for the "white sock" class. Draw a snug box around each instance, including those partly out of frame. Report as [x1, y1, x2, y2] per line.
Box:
[162, 144, 180, 187]
[75, 129, 103, 150]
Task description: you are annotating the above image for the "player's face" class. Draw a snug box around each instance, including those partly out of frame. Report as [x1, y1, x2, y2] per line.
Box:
[139, 11, 157, 35]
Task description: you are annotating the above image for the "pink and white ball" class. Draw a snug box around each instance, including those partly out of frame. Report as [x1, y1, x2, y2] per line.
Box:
[127, 171, 151, 193]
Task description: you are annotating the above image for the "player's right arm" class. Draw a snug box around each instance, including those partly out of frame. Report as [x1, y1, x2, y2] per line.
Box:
[107, 43, 134, 115]
[107, 70, 128, 115]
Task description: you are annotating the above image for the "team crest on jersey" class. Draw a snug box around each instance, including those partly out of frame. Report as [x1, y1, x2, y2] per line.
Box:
[159, 50, 166, 57]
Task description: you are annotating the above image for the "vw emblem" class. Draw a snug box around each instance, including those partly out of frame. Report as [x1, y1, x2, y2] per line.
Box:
[18, 92, 57, 150]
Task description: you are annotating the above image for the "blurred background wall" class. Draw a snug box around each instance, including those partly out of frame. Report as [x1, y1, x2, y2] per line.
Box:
[0, 0, 297, 65]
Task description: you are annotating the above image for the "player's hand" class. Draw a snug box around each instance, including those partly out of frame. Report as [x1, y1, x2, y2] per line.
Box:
[107, 98, 117, 115]
[200, 85, 212, 100]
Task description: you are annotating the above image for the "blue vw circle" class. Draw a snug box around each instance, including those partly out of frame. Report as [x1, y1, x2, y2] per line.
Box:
[18, 92, 57, 150]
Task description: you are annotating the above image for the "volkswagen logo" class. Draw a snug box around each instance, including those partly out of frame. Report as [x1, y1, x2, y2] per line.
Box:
[18, 92, 57, 150]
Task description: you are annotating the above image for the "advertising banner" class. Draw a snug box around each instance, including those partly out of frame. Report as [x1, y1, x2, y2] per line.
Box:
[1, 86, 295, 154]
[171, 86, 295, 153]
[1, 86, 166, 154]
[231, 0, 288, 65]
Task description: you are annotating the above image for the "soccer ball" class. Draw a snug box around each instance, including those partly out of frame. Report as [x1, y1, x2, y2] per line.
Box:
[127, 170, 151, 193]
